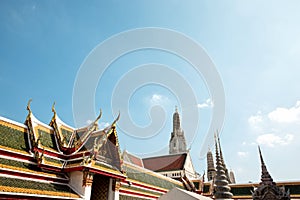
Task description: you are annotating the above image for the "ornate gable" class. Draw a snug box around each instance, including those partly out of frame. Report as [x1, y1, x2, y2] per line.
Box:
[252, 147, 290, 200]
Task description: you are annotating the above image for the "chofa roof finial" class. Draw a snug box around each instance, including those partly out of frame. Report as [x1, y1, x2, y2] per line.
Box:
[52, 101, 56, 115]
[95, 109, 102, 123]
[27, 99, 32, 113]
[113, 111, 120, 125]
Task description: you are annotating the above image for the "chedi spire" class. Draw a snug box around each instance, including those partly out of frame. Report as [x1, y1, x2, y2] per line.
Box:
[213, 134, 233, 200]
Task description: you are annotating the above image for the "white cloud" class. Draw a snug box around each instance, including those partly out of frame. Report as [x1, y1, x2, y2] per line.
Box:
[86, 120, 109, 129]
[256, 133, 294, 147]
[86, 119, 93, 124]
[197, 98, 214, 108]
[149, 94, 169, 105]
[237, 151, 248, 158]
[248, 111, 263, 127]
[98, 122, 110, 129]
[268, 101, 300, 123]
[151, 94, 161, 102]
[241, 141, 256, 146]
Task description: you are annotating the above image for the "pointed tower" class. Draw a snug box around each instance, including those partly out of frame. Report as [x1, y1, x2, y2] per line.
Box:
[252, 146, 290, 200]
[169, 106, 187, 154]
[218, 136, 231, 183]
[207, 149, 216, 181]
[229, 169, 236, 184]
[214, 135, 233, 200]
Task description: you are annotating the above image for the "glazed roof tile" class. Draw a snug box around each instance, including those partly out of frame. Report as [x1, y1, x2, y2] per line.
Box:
[143, 153, 187, 172]
[123, 163, 183, 190]
[38, 128, 59, 152]
[0, 123, 30, 153]
[0, 176, 81, 199]
[123, 151, 144, 168]
[0, 157, 67, 181]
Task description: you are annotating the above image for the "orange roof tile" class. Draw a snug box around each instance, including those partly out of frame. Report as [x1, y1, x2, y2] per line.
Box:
[143, 153, 187, 172]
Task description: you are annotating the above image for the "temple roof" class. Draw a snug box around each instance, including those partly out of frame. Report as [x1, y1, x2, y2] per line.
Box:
[0, 101, 125, 199]
[122, 150, 144, 168]
[252, 146, 291, 200]
[0, 117, 30, 154]
[123, 162, 183, 190]
[143, 153, 187, 172]
[0, 176, 81, 199]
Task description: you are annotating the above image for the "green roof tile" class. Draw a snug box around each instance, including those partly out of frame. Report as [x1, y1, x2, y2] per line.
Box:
[0, 176, 77, 195]
[121, 185, 161, 196]
[124, 165, 183, 190]
[0, 157, 36, 170]
[0, 124, 29, 152]
[120, 195, 147, 200]
[38, 129, 58, 151]
[61, 128, 73, 145]
[44, 156, 64, 166]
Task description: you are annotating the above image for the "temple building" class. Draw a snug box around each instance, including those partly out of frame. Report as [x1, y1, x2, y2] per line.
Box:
[0, 101, 185, 200]
[1, 101, 300, 199]
[137, 107, 199, 181]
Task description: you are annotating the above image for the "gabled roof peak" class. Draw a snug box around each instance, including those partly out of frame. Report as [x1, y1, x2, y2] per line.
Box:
[258, 146, 274, 185]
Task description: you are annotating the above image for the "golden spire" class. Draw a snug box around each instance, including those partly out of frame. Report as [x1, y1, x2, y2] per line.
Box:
[112, 111, 120, 125]
[52, 101, 56, 115]
[94, 109, 102, 123]
[27, 99, 32, 113]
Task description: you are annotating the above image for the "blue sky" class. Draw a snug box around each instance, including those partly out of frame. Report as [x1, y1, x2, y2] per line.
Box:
[1, 0, 300, 183]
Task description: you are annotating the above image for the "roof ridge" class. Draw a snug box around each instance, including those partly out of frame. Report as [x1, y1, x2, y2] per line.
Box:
[0, 116, 28, 129]
[143, 152, 187, 160]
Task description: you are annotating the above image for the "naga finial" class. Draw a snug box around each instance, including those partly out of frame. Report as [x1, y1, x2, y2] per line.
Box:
[112, 111, 120, 125]
[27, 99, 32, 113]
[95, 109, 102, 123]
[52, 101, 56, 115]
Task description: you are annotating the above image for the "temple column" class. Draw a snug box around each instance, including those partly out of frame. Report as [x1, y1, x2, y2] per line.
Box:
[108, 179, 120, 200]
[82, 170, 93, 200]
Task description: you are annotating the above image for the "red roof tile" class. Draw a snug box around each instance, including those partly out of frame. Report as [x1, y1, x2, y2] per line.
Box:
[123, 151, 144, 168]
[143, 153, 187, 172]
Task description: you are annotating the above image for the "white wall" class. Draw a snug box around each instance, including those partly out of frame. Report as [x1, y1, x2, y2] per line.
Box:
[69, 171, 84, 196]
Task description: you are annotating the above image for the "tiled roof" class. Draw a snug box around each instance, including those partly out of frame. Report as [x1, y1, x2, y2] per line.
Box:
[123, 151, 144, 168]
[43, 156, 64, 167]
[143, 153, 187, 172]
[123, 164, 183, 190]
[38, 129, 58, 152]
[0, 157, 66, 180]
[90, 160, 125, 179]
[119, 195, 147, 200]
[0, 123, 30, 153]
[78, 132, 99, 152]
[0, 176, 81, 199]
[60, 127, 73, 145]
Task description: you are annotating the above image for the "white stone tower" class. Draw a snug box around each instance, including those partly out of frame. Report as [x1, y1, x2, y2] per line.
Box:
[169, 106, 187, 154]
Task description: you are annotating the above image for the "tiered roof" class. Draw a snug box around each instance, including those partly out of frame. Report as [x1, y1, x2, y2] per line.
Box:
[0, 101, 125, 199]
[1, 101, 192, 200]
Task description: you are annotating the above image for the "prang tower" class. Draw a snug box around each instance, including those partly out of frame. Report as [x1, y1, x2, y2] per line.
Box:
[169, 107, 187, 154]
